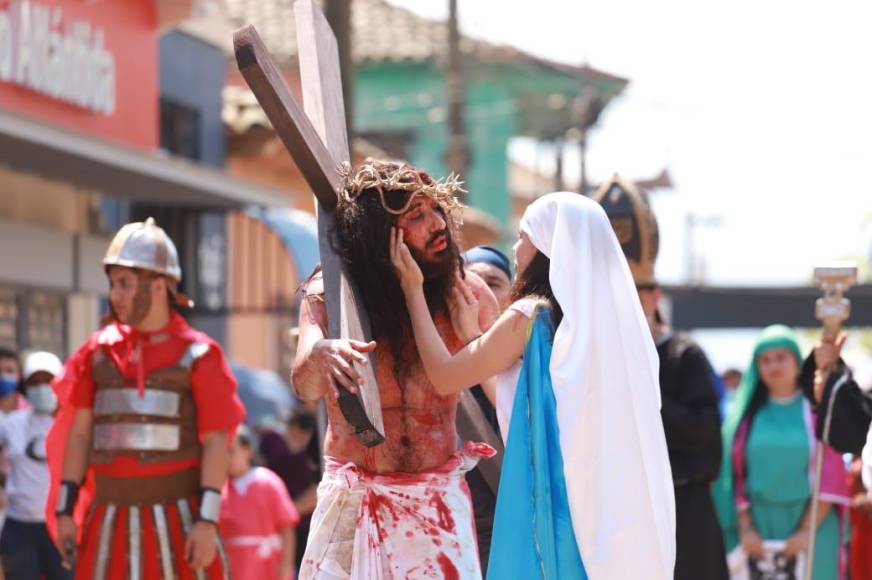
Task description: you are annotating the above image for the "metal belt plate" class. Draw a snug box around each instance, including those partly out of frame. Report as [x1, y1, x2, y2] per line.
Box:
[177, 499, 207, 580]
[93, 423, 180, 451]
[94, 389, 180, 418]
[129, 506, 141, 580]
[94, 504, 117, 580]
[153, 505, 175, 580]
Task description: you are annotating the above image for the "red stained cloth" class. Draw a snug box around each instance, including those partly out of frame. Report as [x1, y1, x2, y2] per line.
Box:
[299, 441, 495, 579]
[45, 313, 245, 541]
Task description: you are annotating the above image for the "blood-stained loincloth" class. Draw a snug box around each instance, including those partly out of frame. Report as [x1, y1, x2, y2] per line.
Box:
[299, 441, 495, 580]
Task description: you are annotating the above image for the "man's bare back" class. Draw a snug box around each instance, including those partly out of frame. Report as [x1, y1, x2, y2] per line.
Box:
[293, 271, 498, 473]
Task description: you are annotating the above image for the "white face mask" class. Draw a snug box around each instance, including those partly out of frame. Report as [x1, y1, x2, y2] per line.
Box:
[26, 384, 57, 414]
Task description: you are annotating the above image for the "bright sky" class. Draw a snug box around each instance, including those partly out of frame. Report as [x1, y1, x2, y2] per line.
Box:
[388, 0, 872, 287]
[387, 0, 872, 369]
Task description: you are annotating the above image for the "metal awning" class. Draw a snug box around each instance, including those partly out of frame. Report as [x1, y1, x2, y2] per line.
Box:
[0, 109, 288, 208]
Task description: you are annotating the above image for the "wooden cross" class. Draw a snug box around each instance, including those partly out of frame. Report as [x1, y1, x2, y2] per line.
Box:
[457, 390, 504, 493]
[233, 1, 384, 447]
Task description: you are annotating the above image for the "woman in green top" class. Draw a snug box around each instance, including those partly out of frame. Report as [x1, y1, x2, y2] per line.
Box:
[713, 325, 850, 579]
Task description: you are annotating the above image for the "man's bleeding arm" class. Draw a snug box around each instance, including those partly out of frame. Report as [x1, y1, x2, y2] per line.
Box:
[291, 276, 375, 401]
[291, 295, 331, 401]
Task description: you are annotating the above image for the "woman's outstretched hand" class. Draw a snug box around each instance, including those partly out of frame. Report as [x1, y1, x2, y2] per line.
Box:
[390, 227, 424, 291]
[448, 273, 482, 344]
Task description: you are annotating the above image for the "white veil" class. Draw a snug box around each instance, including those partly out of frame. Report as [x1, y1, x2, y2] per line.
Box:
[519, 192, 676, 580]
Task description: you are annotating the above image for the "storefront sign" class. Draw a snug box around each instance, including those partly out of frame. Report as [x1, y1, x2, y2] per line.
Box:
[0, 0, 116, 114]
[0, 0, 157, 148]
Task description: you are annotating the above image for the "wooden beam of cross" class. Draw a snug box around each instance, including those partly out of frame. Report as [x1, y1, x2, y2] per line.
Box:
[456, 390, 504, 493]
[233, 2, 385, 447]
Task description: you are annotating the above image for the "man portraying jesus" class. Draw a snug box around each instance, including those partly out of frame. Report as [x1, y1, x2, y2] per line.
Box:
[292, 159, 500, 579]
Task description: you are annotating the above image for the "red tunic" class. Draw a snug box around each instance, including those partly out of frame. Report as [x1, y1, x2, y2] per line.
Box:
[45, 312, 245, 579]
[220, 467, 300, 580]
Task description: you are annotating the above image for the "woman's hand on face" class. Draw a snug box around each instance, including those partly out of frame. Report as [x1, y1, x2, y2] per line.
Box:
[390, 227, 424, 292]
[448, 273, 482, 344]
[740, 528, 765, 559]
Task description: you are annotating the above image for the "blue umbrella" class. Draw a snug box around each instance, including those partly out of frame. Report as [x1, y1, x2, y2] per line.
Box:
[230, 363, 296, 429]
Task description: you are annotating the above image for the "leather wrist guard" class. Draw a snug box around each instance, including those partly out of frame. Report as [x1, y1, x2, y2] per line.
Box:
[197, 487, 221, 525]
[56, 480, 80, 517]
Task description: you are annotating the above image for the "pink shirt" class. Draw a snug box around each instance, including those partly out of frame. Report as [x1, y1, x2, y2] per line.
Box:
[220, 467, 300, 580]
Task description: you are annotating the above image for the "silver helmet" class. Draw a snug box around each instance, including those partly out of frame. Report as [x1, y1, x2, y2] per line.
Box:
[103, 218, 182, 282]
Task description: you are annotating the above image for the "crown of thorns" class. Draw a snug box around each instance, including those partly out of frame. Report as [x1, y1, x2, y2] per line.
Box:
[338, 160, 466, 216]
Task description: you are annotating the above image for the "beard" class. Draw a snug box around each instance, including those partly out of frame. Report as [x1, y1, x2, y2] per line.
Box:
[408, 227, 461, 315]
[110, 271, 154, 326]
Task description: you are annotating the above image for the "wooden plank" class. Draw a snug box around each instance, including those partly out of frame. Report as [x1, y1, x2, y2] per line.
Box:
[233, 24, 385, 446]
[294, 0, 385, 446]
[456, 390, 503, 493]
[294, 0, 350, 163]
[232, 25, 340, 209]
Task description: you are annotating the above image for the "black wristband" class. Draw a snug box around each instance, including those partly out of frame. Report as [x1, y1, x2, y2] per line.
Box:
[56, 480, 80, 517]
[197, 487, 221, 524]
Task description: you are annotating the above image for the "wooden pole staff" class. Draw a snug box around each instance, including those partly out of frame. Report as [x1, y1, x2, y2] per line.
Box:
[804, 262, 857, 580]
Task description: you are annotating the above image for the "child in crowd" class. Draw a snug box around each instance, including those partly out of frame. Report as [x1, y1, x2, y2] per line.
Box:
[220, 426, 299, 580]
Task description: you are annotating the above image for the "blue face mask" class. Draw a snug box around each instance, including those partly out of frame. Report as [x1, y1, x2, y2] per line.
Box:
[0, 374, 18, 397]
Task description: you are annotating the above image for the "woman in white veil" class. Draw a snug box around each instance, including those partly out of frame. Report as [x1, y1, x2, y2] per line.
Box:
[391, 191, 675, 580]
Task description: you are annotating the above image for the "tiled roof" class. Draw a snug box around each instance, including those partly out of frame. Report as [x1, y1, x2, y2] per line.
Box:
[224, 0, 443, 65]
[223, 0, 627, 84]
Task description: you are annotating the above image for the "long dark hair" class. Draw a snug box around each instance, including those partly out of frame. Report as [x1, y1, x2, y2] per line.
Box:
[510, 250, 563, 326]
[741, 379, 771, 433]
[333, 164, 462, 380]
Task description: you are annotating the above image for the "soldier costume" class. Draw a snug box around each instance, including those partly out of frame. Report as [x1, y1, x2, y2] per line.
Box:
[46, 218, 245, 580]
[595, 176, 729, 580]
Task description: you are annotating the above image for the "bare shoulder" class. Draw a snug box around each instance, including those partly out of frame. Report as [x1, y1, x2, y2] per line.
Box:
[298, 269, 328, 333]
[481, 306, 534, 344]
[302, 269, 325, 299]
[508, 296, 548, 319]
[464, 306, 529, 372]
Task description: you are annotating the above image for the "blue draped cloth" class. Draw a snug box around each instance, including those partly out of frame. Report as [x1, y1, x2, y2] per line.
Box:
[487, 309, 588, 580]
